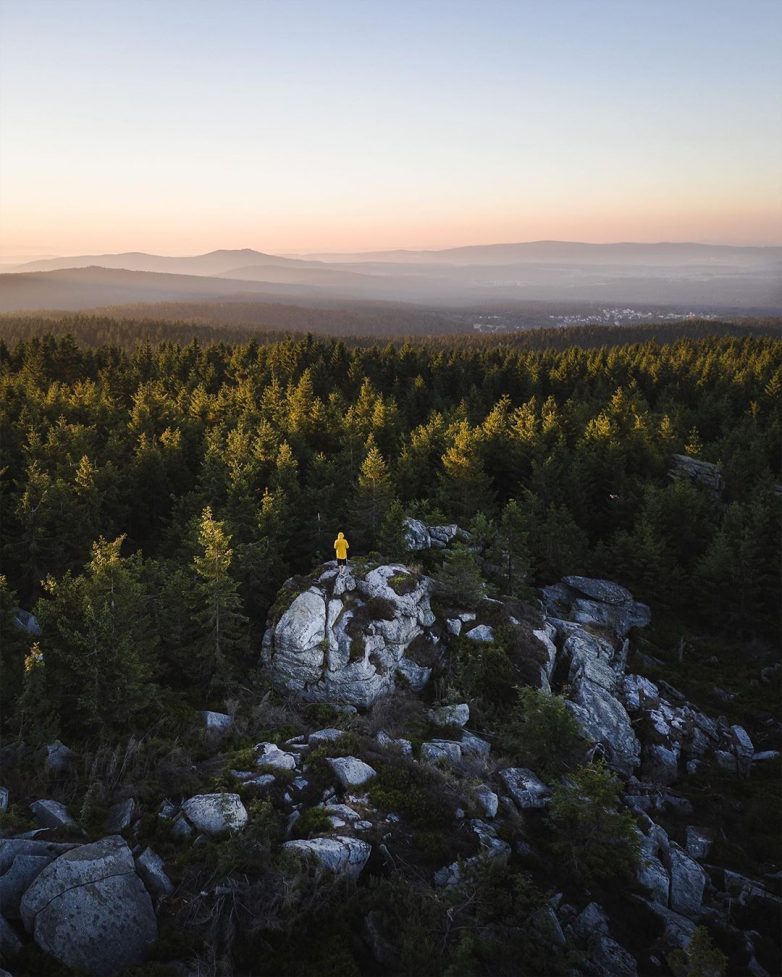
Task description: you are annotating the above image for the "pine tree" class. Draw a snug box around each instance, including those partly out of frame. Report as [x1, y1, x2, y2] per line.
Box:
[437, 543, 486, 609]
[350, 437, 394, 551]
[35, 536, 158, 737]
[376, 498, 409, 562]
[191, 507, 248, 694]
[496, 499, 534, 597]
[439, 421, 495, 522]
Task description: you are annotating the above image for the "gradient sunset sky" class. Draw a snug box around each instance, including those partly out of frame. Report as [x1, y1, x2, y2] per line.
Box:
[0, 0, 780, 257]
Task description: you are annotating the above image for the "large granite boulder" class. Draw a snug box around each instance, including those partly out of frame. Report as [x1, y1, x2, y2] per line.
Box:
[262, 563, 436, 707]
[20, 836, 157, 976]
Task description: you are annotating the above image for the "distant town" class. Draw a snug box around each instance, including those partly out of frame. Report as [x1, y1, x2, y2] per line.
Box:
[471, 307, 721, 333]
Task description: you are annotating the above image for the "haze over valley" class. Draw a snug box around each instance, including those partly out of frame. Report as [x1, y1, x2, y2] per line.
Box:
[1, 241, 779, 329]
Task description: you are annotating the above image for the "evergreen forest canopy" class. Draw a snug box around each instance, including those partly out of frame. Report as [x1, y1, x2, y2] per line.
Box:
[1, 326, 780, 743]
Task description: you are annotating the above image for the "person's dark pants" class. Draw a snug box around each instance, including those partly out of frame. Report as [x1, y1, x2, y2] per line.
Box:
[337, 558, 346, 567]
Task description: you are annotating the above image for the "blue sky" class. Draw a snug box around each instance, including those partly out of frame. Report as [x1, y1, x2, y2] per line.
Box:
[1, 0, 780, 255]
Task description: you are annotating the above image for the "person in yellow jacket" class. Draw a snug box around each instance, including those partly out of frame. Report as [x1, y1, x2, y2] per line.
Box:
[333, 531, 349, 570]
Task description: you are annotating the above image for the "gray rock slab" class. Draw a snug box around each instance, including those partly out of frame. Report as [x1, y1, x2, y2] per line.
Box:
[104, 797, 138, 833]
[563, 576, 635, 605]
[460, 730, 491, 757]
[29, 800, 77, 832]
[136, 847, 174, 898]
[0, 854, 51, 918]
[396, 658, 431, 691]
[499, 768, 550, 809]
[0, 914, 22, 958]
[669, 844, 706, 916]
[0, 839, 77, 875]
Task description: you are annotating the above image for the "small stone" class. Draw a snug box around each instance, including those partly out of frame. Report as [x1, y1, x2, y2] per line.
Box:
[30, 800, 77, 832]
[242, 774, 277, 791]
[327, 756, 377, 789]
[446, 618, 462, 636]
[169, 814, 193, 840]
[714, 750, 737, 773]
[460, 730, 491, 757]
[158, 800, 178, 820]
[465, 624, 495, 642]
[181, 794, 248, 837]
[136, 847, 174, 898]
[473, 786, 499, 819]
[429, 703, 469, 728]
[319, 804, 361, 822]
[44, 741, 76, 776]
[396, 658, 431, 691]
[685, 826, 712, 861]
[254, 742, 297, 771]
[421, 740, 462, 765]
[308, 727, 345, 747]
[0, 788, 8, 813]
[375, 731, 413, 755]
[201, 711, 233, 745]
[105, 798, 138, 833]
[752, 750, 781, 763]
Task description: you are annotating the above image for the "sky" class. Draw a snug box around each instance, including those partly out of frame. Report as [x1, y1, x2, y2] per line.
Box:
[0, 0, 780, 258]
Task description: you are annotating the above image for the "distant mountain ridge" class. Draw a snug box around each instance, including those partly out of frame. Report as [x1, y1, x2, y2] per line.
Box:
[1, 241, 779, 314]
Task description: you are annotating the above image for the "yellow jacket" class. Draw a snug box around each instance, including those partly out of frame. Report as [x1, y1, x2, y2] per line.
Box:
[334, 533, 349, 560]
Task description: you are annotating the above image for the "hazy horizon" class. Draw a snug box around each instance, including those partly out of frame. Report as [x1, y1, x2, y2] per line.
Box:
[1, 0, 780, 258]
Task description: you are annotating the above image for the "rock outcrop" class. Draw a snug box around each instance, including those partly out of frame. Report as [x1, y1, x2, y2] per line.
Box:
[262, 563, 437, 706]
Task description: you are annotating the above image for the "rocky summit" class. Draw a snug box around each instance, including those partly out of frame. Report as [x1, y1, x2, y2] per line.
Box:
[1, 559, 778, 976]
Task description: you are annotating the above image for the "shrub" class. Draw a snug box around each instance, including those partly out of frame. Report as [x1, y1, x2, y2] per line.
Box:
[388, 572, 418, 596]
[370, 758, 455, 829]
[436, 544, 486, 609]
[668, 926, 728, 977]
[547, 761, 640, 887]
[365, 595, 396, 620]
[498, 686, 585, 779]
[292, 806, 332, 839]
